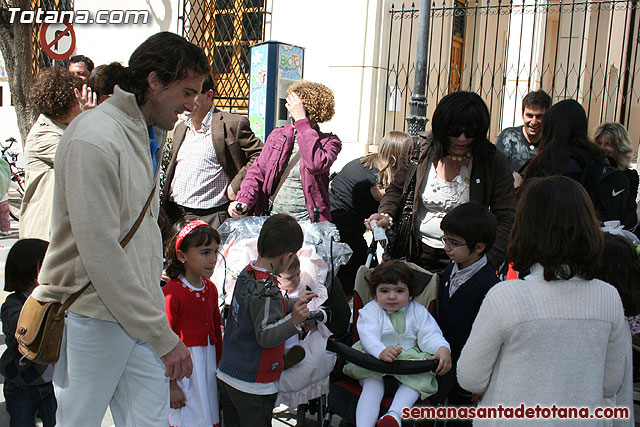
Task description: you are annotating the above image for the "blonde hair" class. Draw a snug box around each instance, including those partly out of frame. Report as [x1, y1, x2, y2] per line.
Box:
[362, 131, 411, 187]
[287, 80, 335, 124]
[594, 122, 633, 169]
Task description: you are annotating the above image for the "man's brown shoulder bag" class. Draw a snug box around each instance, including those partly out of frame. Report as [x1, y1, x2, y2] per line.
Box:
[15, 184, 156, 365]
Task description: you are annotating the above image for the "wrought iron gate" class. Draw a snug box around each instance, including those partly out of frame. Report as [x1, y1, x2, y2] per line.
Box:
[383, 0, 640, 140]
[179, 0, 268, 112]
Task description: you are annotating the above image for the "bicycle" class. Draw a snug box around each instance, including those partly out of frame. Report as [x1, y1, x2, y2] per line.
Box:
[1, 137, 26, 221]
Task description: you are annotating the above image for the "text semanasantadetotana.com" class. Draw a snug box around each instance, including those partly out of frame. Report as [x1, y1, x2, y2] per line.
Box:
[403, 404, 631, 420]
[8, 8, 150, 25]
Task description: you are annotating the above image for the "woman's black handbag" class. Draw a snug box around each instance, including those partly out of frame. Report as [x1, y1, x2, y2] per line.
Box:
[385, 136, 421, 260]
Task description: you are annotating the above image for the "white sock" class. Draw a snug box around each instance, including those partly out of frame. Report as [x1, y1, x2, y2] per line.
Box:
[387, 384, 420, 423]
[356, 378, 385, 427]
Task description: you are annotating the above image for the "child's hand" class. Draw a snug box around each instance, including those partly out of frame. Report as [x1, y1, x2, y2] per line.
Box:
[291, 291, 316, 325]
[169, 381, 186, 409]
[161, 269, 170, 283]
[379, 345, 402, 362]
[427, 346, 452, 375]
[301, 320, 317, 333]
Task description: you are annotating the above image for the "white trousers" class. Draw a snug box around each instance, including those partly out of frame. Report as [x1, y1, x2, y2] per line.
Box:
[53, 312, 169, 427]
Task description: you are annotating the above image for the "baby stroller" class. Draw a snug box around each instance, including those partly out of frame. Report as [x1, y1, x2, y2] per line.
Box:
[324, 239, 443, 427]
[213, 216, 353, 426]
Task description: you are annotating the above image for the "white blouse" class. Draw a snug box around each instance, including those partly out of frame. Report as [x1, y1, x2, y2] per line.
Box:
[415, 161, 471, 248]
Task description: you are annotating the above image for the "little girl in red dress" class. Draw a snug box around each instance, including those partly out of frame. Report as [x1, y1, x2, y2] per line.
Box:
[163, 220, 222, 427]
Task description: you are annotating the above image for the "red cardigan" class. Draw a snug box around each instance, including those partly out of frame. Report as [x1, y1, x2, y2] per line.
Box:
[163, 277, 223, 363]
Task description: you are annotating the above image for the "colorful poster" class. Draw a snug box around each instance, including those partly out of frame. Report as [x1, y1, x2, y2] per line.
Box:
[249, 44, 269, 142]
[278, 44, 303, 80]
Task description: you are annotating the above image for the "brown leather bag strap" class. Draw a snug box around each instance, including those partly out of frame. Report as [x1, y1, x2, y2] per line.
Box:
[59, 182, 157, 311]
[270, 152, 301, 202]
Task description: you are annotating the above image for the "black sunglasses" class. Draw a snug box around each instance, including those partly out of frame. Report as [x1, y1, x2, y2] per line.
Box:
[446, 127, 481, 138]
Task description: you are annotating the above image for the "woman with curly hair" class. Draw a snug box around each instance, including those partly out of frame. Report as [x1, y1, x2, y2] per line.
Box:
[228, 80, 341, 221]
[19, 67, 82, 240]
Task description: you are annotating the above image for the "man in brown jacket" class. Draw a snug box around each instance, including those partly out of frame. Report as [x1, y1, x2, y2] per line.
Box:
[161, 74, 263, 231]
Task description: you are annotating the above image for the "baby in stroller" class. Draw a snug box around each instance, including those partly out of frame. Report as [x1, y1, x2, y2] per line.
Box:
[274, 254, 337, 409]
[213, 218, 348, 410]
[343, 260, 452, 427]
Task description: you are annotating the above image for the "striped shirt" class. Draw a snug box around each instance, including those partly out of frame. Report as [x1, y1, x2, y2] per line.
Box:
[447, 255, 488, 297]
[170, 109, 231, 209]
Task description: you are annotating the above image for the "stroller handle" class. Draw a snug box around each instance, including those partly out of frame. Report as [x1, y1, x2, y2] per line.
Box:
[327, 336, 439, 375]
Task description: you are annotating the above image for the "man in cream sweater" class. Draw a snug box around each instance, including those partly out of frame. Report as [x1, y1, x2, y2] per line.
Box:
[32, 32, 210, 426]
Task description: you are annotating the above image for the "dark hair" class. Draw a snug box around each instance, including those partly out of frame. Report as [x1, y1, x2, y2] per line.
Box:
[522, 90, 551, 113]
[257, 214, 303, 258]
[596, 233, 640, 316]
[508, 176, 603, 281]
[525, 99, 603, 179]
[201, 74, 214, 93]
[5, 239, 49, 292]
[30, 67, 82, 121]
[165, 222, 221, 280]
[69, 54, 94, 72]
[430, 91, 491, 160]
[366, 260, 419, 297]
[87, 62, 127, 99]
[119, 32, 210, 105]
[440, 202, 497, 254]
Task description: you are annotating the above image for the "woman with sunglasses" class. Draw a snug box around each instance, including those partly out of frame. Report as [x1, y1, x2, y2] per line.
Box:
[366, 91, 516, 271]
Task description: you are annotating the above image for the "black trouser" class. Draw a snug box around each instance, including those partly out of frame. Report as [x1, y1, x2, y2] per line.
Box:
[3, 381, 57, 427]
[217, 379, 277, 427]
[336, 229, 370, 297]
[411, 241, 450, 273]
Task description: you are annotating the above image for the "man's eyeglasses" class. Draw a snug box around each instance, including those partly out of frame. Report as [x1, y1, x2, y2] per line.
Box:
[446, 127, 480, 138]
[440, 236, 475, 250]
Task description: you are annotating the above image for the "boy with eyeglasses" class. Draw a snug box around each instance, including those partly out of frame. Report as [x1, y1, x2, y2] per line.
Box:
[436, 202, 499, 424]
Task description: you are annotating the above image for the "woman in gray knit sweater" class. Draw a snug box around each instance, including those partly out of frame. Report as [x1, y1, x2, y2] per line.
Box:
[457, 176, 633, 426]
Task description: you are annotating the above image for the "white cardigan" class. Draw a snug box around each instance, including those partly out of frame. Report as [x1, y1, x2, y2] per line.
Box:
[357, 300, 449, 359]
[457, 265, 633, 426]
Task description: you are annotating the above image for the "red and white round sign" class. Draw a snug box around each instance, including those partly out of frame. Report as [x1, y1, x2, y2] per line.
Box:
[38, 22, 76, 61]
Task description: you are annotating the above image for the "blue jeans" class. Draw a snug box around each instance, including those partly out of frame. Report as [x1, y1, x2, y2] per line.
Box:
[3, 380, 57, 427]
[53, 312, 168, 427]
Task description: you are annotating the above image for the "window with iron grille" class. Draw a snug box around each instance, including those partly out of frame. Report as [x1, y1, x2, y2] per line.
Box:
[180, 0, 267, 112]
[30, 0, 74, 77]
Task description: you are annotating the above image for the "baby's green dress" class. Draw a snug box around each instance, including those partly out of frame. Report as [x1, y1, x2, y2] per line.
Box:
[342, 309, 438, 400]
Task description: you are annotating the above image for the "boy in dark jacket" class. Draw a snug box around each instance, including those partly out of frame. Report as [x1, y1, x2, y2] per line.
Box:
[0, 239, 56, 426]
[438, 203, 500, 423]
[217, 214, 314, 426]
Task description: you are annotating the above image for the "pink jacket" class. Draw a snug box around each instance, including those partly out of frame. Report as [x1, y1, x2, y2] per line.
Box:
[236, 118, 341, 222]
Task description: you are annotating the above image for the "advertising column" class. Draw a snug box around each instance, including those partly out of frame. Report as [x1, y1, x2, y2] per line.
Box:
[249, 41, 304, 142]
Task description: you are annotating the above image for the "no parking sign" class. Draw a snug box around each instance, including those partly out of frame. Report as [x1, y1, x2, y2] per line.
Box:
[37, 22, 76, 61]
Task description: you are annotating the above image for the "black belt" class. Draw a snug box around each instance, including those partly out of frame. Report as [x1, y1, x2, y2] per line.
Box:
[178, 203, 229, 216]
